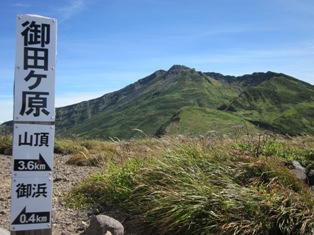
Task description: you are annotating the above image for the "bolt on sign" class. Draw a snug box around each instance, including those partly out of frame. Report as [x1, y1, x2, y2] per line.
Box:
[10, 14, 57, 232]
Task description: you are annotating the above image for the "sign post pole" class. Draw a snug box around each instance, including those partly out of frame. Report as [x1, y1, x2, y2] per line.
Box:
[10, 14, 57, 235]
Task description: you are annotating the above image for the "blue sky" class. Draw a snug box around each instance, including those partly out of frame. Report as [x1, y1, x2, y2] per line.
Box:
[1, 0, 314, 123]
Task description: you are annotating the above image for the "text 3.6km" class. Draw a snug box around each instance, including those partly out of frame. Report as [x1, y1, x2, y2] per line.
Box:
[16, 161, 47, 171]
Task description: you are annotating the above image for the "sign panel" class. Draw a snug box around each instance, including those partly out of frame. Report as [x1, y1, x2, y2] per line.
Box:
[10, 177, 52, 231]
[13, 14, 57, 122]
[10, 14, 57, 232]
[12, 123, 54, 178]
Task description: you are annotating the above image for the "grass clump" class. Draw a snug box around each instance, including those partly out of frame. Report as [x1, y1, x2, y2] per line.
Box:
[54, 138, 85, 154]
[65, 151, 108, 166]
[65, 136, 314, 234]
[65, 159, 143, 209]
[0, 135, 12, 154]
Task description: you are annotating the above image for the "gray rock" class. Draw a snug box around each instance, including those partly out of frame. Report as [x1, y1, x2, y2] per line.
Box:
[292, 160, 305, 171]
[3, 148, 12, 155]
[290, 161, 307, 183]
[0, 228, 10, 235]
[84, 215, 124, 235]
[290, 169, 307, 182]
[307, 169, 314, 186]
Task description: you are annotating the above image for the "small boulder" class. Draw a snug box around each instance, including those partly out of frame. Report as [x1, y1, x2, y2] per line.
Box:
[4, 148, 12, 155]
[290, 160, 307, 183]
[83, 215, 124, 235]
[0, 228, 10, 235]
[292, 160, 305, 171]
[307, 169, 314, 186]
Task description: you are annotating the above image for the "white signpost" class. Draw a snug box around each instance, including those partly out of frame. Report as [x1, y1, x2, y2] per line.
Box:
[10, 14, 57, 234]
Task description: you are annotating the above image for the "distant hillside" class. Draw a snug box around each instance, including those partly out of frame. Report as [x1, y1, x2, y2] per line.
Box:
[225, 74, 314, 135]
[1, 65, 314, 138]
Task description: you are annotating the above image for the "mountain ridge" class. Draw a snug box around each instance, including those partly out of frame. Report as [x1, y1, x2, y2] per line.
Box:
[1, 65, 313, 138]
[51, 65, 314, 138]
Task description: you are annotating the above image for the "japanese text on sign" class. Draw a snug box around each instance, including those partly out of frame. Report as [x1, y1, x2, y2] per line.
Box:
[11, 14, 57, 232]
[21, 21, 50, 116]
[14, 14, 57, 122]
[16, 183, 48, 198]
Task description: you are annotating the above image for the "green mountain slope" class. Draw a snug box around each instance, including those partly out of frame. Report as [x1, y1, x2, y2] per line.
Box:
[155, 107, 260, 137]
[56, 65, 241, 138]
[224, 74, 314, 135]
[1, 65, 313, 138]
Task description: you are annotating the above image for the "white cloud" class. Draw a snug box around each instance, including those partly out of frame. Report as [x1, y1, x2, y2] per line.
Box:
[10, 3, 30, 8]
[57, 0, 86, 21]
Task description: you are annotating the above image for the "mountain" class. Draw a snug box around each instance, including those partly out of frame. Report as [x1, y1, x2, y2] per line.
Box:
[55, 65, 240, 138]
[222, 74, 314, 135]
[1, 65, 314, 138]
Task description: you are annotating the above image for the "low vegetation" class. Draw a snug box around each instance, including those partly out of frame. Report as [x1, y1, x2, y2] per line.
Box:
[61, 131, 314, 235]
[1, 130, 314, 234]
[1, 66, 313, 234]
[0, 135, 12, 153]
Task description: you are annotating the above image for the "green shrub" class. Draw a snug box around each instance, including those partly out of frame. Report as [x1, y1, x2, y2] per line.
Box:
[0, 135, 12, 154]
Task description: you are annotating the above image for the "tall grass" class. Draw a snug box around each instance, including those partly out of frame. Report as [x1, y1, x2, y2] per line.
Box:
[0, 135, 12, 153]
[64, 135, 314, 234]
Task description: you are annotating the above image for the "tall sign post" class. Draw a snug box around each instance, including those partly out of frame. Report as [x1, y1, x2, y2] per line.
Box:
[10, 14, 57, 235]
